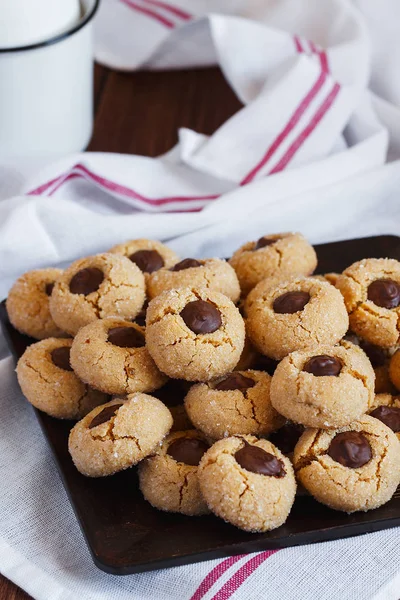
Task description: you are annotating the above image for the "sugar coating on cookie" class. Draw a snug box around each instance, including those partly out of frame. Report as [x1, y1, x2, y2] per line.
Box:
[109, 238, 179, 280]
[139, 430, 210, 516]
[16, 338, 107, 419]
[198, 435, 296, 532]
[293, 415, 400, 512]
[336, 258, 400, 347]
[50, 253, 145, 336]
[6, 268, 64, 339]
[70, 317, 167, 395]
[270, 341, 375, 429]
[147, 258, 241, 303]
[146, 287, 245, 381]
[369, 393, 400, 441]
[246, 277, 349, 360]
[229, 232, 317, 296]
[185, 370, 285, 440]
[68, 394, 173, 477]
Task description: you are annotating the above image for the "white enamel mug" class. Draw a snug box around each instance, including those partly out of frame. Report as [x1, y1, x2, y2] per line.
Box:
[0, 0, 100, 157]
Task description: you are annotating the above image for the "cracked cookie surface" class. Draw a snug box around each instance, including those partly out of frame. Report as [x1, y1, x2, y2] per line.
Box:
[145, 287, 245, 381]
[70, 317, 167, 395]
[7, 268, 64, 339]
[229, 232, 317, 296]
[198, 435, 296, 532]
[50, 253, 145, 336]
[293, 415, 400, 512]
[139, 430, 210, 516]
[16, 338, 107, 419]
[147, 258, 241, 303]
[246, 277, 348, 360]
[270, 341, 375, 429]
[68, 394, 173, 477]
[336, 258, 400, 347]
[185, 370, 285, 440]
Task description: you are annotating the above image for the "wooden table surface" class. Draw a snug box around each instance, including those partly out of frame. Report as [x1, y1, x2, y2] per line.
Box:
[0, 62, 241, 600]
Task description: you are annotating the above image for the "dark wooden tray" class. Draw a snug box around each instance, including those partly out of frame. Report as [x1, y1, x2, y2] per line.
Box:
[2, 234, 400, 575]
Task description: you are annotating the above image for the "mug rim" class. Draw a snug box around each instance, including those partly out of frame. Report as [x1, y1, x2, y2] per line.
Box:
[0, 0, 100, 54]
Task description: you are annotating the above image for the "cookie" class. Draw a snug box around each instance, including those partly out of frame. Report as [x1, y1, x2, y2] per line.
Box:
[139, 430, 210, 516]
[336, 258, 400, 347]
[49, 253, 145, 336]
[16, 338, 107, 419]
[369, 394, 400, 440]
[389, 348, 400, 391]
[198, 435, 296, 532]
[147, 258, 241, 303]
[6, 268, 64, 339]
[323, 272, 340, 286]
[246, 277, 348, 360]
[70, 318, 167, 395]
[146, 288, 245, 381]
[68, 394, 173, 477]
[270, 341, 375, 429]
[293, 415, 400, 512]
[229, 232, 317, 296]
[185, 370, 285, 440]
[109, 238, 179, 281]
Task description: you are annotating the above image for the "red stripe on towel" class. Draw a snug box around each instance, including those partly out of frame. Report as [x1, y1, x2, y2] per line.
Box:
[268, 82, 341, 174]
[189, 555, 245, 600]
[30, 163, 219, 210]
[240, 65, 328, 185]
[119, 0, 175, 28]
[210, 551, 277, 600]
[142, 0, 191, 20]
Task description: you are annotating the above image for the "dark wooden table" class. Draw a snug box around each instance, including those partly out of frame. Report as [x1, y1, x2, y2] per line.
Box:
[0, 62, 241, 600]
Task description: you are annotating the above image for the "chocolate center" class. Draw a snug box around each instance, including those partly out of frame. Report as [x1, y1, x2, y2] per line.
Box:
[370, 405, 400, 433]
[45, 282, 55, 296]
[129, 249, 164, 274]
[269, 423, 305, 455]
[303, 355, 342, 376]
[367, 279, 400, 309]
[167, 437, 209, 466]
[69, 267, 104, 295]
[254, 237, 277, 250]
[51, 347, 73, 371]
[170, 258, 202, 271]
[180, 300, 222, 334]
[107, 327, 145, 348]
[235, 442, 285, 477]
[328, 431, 372, 468]
[214, 373, 256, 392]
[89, 403, 123, 429]
[273, 291, 310, 314]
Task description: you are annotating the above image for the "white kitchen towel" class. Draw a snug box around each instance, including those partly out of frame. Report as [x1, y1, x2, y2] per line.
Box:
[2, 0, 400, 599]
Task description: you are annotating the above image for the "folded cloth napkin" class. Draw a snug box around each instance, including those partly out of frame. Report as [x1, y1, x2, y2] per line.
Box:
[2, 0, 400, 599]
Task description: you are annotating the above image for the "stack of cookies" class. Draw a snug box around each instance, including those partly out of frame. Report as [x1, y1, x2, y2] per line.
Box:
[8, 233, 400, 533]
